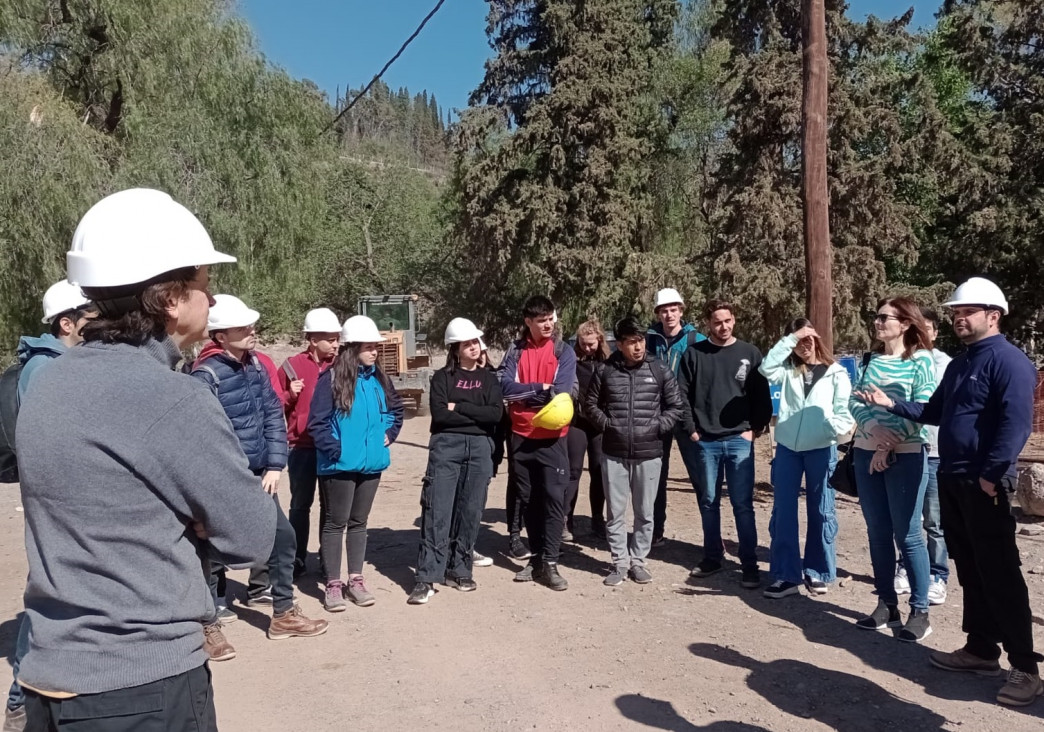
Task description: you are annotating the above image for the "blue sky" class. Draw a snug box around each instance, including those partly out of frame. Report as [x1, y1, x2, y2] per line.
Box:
[240, 0, 940, 117]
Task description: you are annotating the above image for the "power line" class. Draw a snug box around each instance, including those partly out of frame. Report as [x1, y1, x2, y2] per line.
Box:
[319, 0, 447, 137]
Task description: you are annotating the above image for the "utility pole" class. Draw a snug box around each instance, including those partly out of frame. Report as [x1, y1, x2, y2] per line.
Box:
[802, 0, 833, 351]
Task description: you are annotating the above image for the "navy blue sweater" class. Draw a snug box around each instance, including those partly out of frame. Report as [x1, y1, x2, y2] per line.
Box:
[890, 334, 1036, 483]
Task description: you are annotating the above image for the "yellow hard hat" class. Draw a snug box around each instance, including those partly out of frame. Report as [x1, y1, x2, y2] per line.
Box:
[532, 393, 574, 430]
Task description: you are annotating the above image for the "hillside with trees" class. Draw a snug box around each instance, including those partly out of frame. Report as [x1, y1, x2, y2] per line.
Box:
[1, 0, 1042, 356]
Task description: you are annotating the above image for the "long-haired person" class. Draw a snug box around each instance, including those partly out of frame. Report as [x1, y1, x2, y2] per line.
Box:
[308, 316, 404, 612]
[567, 319, 610, 539]
[850, 297, 936, 642]
[759, 318, 854, 598]
[408, 319, 503, 604]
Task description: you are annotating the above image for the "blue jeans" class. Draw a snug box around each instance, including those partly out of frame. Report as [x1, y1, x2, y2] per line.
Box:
[854, 447, 930, 610]
[6, 614, 27, 711]
[897, 457, 949, 582]
[680, 435, 757, 569]
[768, 445, 837, 584]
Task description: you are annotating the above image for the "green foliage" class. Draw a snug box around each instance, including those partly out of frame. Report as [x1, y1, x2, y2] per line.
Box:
[0, 0, 448, 357]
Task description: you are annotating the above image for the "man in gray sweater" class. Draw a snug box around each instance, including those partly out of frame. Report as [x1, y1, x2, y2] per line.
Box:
[15, 189, 279, 731]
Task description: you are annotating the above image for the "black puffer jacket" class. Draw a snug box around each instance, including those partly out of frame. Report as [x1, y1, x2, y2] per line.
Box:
[584, 353, 684, 460]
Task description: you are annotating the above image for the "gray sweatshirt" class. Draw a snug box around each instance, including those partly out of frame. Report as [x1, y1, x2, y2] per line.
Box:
[15, 336, 277, 695]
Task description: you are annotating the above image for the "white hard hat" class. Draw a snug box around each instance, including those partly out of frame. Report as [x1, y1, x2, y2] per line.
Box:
[41, 279, 90, 324]
[207, 294, 259, 330]
[303, 308, 341, 333]
[67, 188, 236, 288]
[340, 315, 386, 344]
[445, 317, 484, 345]
[944, 277, 1009, 315]
[655, 288, 685, 310]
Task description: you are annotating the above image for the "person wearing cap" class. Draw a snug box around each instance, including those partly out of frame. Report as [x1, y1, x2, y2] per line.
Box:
[5, 280, 96, 730]
[857, 277, 1042, 706]
[15, 280, 95, 404]
[278, 307, 341, 577]
[499, 295, 577, 591]
[190, 295, 327, 652]
[15, 188, 278, 729]
[646, 287, 706, 546]
[584, 316, 683, 586]
[308, 315, 404, 611]
[408, 318, 503, 604]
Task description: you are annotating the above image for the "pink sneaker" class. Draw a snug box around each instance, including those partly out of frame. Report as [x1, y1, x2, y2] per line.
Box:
[345, 575, 375, 607]
[324, 580, 346, 612]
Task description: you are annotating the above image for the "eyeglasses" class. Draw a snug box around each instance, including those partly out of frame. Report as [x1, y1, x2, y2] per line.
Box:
[873, 314, 900, 324]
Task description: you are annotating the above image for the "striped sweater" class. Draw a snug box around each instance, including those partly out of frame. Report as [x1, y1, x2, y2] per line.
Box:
[849, 350, 936, 452]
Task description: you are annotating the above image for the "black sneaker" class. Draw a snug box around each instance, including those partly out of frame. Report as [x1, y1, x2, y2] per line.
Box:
[689, 559, 723, 578]
[763, 580, 801, 599]
[651, 533, 666, 548]
[740, 567, 760, 589]
[898, 609, 932, 643]
[538, 562, 568, 591]
[445, 576, 477, 592]
[513, 564, 535, 582]
[509, 535, 532, 561]
[407, 582, 435, 605]
[292, 560, 306, 579]
[856, 600, 902, 630]
[245, 588, 274, 607]
[803, 576, 828, 595]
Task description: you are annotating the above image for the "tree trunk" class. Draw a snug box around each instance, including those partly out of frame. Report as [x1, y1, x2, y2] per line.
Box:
[802, 0, 833, 351]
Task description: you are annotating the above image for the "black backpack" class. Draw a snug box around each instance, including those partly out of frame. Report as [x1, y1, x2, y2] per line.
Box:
[0, 362, 23, 483]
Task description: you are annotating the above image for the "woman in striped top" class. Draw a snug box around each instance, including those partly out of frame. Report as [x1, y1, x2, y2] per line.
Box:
[850, 297, 936, 643]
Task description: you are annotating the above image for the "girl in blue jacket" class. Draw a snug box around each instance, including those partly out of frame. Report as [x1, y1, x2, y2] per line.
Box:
[308, 316, 403, 612]
[759, 318, 854, 599]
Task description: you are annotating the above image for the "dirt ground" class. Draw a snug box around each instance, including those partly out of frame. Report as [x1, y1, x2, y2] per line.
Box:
[2, 401, 1044, 730]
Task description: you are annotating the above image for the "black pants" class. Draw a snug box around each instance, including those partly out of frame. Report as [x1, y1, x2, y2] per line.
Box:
[288, 447, 323, 568]
[207, 496, 296, 616]
[505, 436, 525, 536]
[654, 432, 678, 537]
[939, 474, 1042, 674]
[510, 434, 569, 566]
[319, 472, 381, 579]
[416, 433, 493, 582]
[24, 665, 216, 732]
[566, 423, 604, 523]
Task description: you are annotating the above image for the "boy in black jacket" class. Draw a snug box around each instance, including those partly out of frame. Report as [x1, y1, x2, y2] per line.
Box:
[585, 317, 684, 586]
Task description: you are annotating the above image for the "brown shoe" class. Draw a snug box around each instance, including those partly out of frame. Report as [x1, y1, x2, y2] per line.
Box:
[997, 669, 1044, 707]
[203, 623, 236, 662]
[268, 604, 330, 640]
[929, 648, 1001, 676]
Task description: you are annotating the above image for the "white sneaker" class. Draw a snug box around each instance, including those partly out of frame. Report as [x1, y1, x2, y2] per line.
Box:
[894, 566, 911, 596]
[472, 551, 494, 568]
[928, 577, 947, 606]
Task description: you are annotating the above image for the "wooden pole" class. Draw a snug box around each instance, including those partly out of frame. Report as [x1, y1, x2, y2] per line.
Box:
[802, 0, 833, 351]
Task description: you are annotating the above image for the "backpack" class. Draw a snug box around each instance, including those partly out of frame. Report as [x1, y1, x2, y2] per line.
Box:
[0, 362, 24, 483]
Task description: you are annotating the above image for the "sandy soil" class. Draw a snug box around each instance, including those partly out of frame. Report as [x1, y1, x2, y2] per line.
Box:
[1, 372, 1043, 730]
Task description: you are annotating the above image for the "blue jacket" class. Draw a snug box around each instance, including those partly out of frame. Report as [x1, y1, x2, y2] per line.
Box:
[16, 335, 67, 405]
[308, 365, 404, 475]
[646, 323, 705, 375]
[191, 350, 288, 473]
[891, 334, 1036, 483]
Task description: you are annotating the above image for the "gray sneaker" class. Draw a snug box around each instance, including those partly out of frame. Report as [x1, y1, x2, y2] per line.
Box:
[323, 580, 347, 613]
[603, 568, 626, 586]
[345, 575, 375, 607]
[629, 566, 653, 584]
[216, 604, 238, 623]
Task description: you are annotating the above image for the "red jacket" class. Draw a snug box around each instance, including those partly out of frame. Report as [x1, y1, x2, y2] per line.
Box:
[279, 350, 334, 449]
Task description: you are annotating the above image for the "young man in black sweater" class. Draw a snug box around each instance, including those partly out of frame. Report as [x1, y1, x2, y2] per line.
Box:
[677, 299, 772, 588]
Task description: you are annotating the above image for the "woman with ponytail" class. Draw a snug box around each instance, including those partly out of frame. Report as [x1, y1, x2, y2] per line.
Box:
[308, 316, 403, 612]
